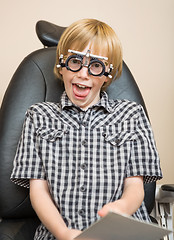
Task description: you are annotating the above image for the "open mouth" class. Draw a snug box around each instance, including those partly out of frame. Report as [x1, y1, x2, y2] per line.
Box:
[72, 84, 91, 98]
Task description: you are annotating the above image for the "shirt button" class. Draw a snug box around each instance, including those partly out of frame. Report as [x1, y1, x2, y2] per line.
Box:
[102, 132, 107, 137]
[82, 121, 87, 127]
[80, 185, 86, 192]
[82, 140, 87, 146]
[78, 209, 85, 216]
[81, 163, 87, 170]
[115, 139, 121, 144]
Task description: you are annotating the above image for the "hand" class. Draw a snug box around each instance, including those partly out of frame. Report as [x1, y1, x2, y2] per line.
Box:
[98, 200, 127, 218]
[98, 176, 144, 218]
[60, 228, 82, 240]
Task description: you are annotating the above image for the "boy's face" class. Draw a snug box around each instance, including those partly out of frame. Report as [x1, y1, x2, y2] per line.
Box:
[60, 44, 108, 110]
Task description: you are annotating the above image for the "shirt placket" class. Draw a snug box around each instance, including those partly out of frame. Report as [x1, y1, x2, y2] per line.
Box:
[76, 110, 91, 221]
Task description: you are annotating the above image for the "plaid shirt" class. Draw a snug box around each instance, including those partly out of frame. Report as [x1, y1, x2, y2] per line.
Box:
[11, 91, 162, 240]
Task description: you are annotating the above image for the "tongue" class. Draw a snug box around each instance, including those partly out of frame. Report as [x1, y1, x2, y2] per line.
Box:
[73, 84, 91, 98]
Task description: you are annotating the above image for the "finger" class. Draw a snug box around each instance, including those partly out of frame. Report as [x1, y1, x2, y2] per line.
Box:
[98, 207, 108, 217]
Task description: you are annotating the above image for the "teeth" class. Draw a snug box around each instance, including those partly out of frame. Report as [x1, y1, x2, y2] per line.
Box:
[76, 84, 87, 89]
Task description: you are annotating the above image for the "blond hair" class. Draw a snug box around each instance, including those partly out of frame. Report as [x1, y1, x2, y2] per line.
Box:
[54, 18, 123, 90]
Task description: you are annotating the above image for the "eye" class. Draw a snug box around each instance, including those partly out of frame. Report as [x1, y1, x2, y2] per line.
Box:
[93, 63, 101, 68]
[90, 62, 103, 70]
[69, 58, 81, 65]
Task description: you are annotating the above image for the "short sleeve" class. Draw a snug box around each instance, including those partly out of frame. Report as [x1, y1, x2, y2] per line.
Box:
[10, 109, 46, 188]
[126, 105, 162, 183]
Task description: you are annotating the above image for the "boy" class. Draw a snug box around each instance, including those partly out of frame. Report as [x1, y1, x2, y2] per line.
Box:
[11, 18, 162, 240]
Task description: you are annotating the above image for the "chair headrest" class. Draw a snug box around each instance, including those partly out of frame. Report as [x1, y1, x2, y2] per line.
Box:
[36, 20, 66, 47]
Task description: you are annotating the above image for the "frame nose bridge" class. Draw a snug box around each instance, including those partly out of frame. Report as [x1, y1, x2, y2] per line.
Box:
[78, 62, 90, 77]
[82, 56, 90, 68]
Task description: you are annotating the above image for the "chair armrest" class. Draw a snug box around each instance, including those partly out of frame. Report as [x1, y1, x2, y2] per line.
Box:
[156, 184, 174, 203]
[153, 185, 174, 240]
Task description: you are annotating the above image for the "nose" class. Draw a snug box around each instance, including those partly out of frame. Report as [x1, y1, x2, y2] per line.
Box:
[77, 65, 89, 79]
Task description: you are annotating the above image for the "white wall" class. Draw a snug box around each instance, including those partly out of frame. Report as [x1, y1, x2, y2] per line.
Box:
[1, 0, 174, 184]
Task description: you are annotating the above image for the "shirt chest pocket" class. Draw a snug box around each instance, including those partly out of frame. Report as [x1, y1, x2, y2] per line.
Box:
[36, 127, 68, 142]
[104, 131, 138, 146]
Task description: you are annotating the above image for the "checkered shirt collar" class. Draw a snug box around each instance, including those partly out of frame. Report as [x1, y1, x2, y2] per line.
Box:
[60, 91, 114, 113]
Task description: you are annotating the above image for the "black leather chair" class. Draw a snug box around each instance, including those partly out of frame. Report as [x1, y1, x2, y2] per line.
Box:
[0, 20, 157, 240]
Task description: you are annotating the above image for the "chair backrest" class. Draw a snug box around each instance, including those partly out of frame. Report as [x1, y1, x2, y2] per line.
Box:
[0, 21, 155, 221]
